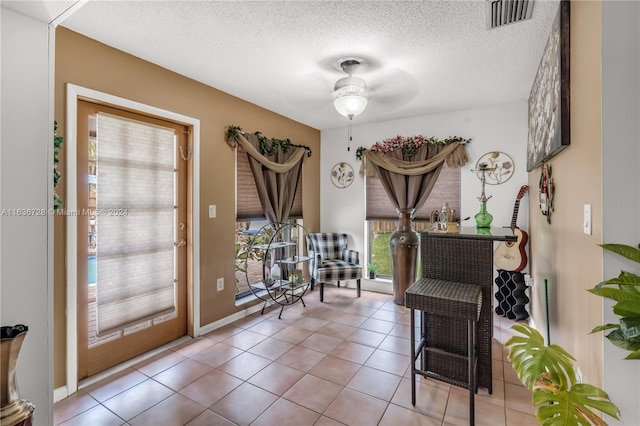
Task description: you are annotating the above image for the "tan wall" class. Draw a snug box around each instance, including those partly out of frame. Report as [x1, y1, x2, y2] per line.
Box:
[528, 1, 603, 387]
[53, 28, 321, 388]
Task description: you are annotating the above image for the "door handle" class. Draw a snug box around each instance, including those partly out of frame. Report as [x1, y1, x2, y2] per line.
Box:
[174, 239, 186, 248]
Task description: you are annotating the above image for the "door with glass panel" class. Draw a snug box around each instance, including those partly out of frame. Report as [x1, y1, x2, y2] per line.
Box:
[77, 100, 188, 379]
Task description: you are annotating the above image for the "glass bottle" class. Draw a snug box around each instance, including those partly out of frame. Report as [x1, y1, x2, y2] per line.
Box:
[475, 201, 493, 228]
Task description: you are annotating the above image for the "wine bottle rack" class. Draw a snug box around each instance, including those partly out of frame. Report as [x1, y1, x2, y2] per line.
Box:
[495, 269, 529, 321]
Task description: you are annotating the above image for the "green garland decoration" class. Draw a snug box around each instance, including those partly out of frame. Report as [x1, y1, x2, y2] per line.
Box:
[355, 134, 471, 161]
[226, 125, 312, 158]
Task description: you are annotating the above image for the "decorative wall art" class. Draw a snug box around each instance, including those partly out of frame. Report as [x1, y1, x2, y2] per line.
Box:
[526, 0, 570, 172]
[474, 151, 514, 185]
[539, 163, 554, 223]
[330, 162, 354, 189]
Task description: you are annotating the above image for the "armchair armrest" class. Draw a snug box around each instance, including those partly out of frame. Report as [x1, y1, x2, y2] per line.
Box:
[307, 249, 323, 276]
[342, 249, 360, 265]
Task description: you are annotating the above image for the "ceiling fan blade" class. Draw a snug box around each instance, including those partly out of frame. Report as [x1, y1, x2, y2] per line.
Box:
[367, 68, 420, 109]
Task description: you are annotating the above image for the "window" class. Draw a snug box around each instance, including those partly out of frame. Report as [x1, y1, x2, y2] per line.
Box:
[234, 145, 304, 299]
[366, 163, 461, 277]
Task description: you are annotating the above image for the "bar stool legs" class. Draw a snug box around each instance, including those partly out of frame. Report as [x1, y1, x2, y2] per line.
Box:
[468, 318, 477, 426]
[405, 278, 482, 426]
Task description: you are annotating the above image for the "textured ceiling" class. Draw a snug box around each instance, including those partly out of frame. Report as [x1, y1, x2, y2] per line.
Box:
[57, 0, 560, 130]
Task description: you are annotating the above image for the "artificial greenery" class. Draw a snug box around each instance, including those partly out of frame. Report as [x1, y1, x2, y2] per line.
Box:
[589, 243, 640, 359]
[505, 323, 620, 425]
[355, 134, 471, 161]
[225, 125, 312, 158]
[234, 224, 276, 291]
[367, 262, 378, 274]
[54, 121, 64, 210]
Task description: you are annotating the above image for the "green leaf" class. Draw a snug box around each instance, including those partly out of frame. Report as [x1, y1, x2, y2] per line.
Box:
[612, 300, 640, 318]
[505, 324, 576, 391]
[604, 271, 640, 286]
[533, 383, 620, 425]
[624, 348, 640, 360]
[606, 328, 640, 351]
[600, 243, 640, 264]
[588, 286, 640, 302]
[591, 324, 620, 334]
[620, 317, 640, 339]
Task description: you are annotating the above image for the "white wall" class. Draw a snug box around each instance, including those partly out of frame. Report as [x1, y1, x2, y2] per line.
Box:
[602, 1, 640, 424]
[320, 101, 530, 295]
[0, 6, 54, 425]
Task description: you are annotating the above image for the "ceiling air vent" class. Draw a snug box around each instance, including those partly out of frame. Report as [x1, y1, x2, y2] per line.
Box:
[486, 0, 534, 29]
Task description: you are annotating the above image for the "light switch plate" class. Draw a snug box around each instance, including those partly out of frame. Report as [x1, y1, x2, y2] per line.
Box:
[583, 204, 591, 235]
[209, 205, 216, 218]
[217, 277, 224, 291]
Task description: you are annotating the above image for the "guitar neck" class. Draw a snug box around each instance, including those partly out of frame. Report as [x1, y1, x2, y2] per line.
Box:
[510, 200, 521, 229]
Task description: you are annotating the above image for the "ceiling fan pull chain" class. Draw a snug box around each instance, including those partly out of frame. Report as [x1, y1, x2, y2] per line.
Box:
[348, 118, 352, 151]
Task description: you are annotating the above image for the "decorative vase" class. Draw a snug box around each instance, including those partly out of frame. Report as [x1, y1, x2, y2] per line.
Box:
[475, 201, 493, 228]
[389, 208, 419, 305]
[1, 325, 34, 426]
[271, 264, 281, 281]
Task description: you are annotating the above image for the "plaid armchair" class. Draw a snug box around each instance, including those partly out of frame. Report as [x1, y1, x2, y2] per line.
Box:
[306, 233, 362, 302]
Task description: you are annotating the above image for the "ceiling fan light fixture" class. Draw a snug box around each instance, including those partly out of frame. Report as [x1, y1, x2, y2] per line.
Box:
[332, 60, 369, 119]
[333, 86, 368, 119]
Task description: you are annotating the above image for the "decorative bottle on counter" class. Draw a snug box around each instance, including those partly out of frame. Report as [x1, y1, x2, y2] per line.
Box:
[475, 201, 493, 228]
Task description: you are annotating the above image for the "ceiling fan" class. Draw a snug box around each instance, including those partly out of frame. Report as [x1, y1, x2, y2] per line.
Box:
[282, 55, 419, 132]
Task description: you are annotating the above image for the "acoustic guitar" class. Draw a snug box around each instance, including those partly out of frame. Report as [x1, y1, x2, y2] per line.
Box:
[493, 185, 529, 272]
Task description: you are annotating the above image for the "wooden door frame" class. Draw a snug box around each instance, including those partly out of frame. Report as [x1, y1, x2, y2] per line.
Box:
[65, 84, 201, 395]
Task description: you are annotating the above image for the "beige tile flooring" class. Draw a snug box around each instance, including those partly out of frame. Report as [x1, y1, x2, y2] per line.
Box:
[54, 286, 537, 426]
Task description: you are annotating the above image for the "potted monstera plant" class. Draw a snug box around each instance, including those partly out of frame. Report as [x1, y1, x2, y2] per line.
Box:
[589, 243, 640, 359]
[505, 323, 619, 425]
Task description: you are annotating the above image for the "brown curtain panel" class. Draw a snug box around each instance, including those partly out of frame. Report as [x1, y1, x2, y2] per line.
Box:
[362, 142, 467, 217]
[228, 132, 306, 223]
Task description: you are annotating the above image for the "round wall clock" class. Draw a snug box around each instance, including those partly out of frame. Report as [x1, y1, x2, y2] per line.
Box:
[474, 151, 515, 185]
[330, 162, 354, 189]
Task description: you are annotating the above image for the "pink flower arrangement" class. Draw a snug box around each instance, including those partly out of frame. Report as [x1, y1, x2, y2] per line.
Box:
[356, 134, 471, 161]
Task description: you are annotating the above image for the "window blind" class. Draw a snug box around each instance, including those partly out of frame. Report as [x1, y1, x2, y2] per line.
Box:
[365, 163, 461, 221]
[236, 145, 303, 220]
[95, 113, 176, 336]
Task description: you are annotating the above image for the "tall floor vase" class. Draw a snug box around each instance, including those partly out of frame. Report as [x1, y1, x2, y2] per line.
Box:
[389, 208, 419, 305]
[1, 325, 34, 426]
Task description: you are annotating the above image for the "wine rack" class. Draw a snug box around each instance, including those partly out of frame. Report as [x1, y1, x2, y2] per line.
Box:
[495, 269, 529, 320]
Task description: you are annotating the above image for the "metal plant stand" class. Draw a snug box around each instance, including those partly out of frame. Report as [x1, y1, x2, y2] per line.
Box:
[245, 222, 311, 319]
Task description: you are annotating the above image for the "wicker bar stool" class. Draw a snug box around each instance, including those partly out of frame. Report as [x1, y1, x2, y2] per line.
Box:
[405, 277, 482, 426]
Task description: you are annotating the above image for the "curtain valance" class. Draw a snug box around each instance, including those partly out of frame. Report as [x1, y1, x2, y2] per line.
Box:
[226, 131, 308, 174]
[359, 141, 468, 177]
[358, 139, 469, 215]
[225, 126, 310, 223]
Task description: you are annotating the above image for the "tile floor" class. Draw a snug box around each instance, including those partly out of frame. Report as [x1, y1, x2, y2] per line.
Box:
[54, 286, 537, 425]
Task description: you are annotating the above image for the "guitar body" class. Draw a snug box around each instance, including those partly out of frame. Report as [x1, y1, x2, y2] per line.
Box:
[493, 185, 529, 272]
[494, 227, 528, 272]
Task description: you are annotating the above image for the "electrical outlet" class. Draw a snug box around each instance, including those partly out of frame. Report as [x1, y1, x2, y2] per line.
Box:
[217, 277, 224, 291]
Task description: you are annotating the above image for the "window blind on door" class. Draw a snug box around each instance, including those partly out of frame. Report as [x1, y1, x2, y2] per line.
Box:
[95, 113, 176, 337]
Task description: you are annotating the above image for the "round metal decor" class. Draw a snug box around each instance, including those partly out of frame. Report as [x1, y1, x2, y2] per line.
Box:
[330, 162, 354, 189]
[474, 151, 515, 185]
